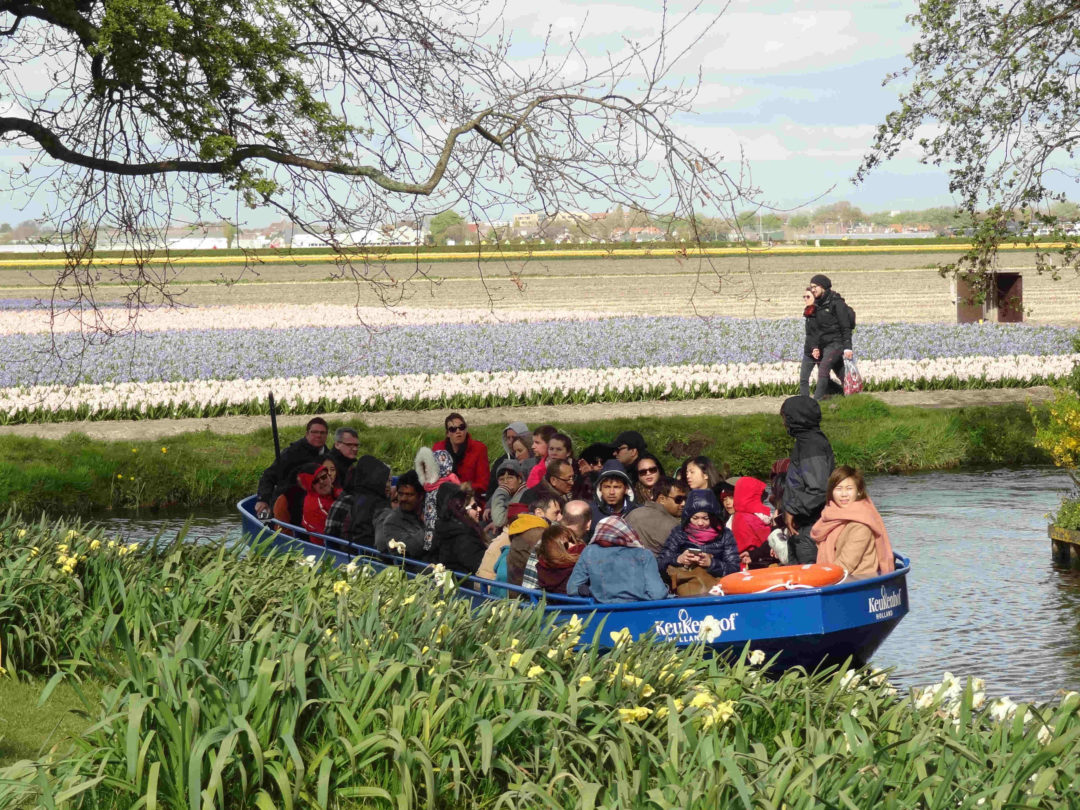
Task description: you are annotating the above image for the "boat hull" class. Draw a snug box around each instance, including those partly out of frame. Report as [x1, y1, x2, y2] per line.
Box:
[238, 495, 908, 670]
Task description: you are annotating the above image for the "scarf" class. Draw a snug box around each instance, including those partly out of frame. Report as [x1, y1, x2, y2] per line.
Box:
[803, 304, 816, 317]
[591, 516, 643, 549]
[684, 524, 719, 546]
[810, 498, 895, 574]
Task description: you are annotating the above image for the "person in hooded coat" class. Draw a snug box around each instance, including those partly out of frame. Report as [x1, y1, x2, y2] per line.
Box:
[486, 421, 531, 497]
[566, 515, 669, 603]
[730, 476, 774, 569]
[433, 483, 487, 575]
[590, 459, 640, 531]
[655, 488, 740, 579]
[415, 447, 460, 556]
[324, 454, 391, 548]
[780, 395, 835, 564]
[297, 460, 342, 540]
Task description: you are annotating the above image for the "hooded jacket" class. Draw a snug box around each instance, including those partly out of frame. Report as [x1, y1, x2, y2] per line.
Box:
[487, 421, 530, 494]
[590, 459, 639, 529]
[256, 436, 326, 505]
[324, 454, 390, 545]
[730, 476, 771, 553]
[655, 489, 740, 578]
[297, 469, 342, 539]
[433, 432, 491, 499]
[780, 396, 835, 524]
[433, 483, 487, 574]
[810, 289, 853, 351]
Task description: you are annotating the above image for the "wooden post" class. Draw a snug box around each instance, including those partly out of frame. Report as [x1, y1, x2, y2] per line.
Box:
[1049, 525, 1080, 569]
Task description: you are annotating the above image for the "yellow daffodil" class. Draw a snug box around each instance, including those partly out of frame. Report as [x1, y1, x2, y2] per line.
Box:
[578, 675, 594, 687]
[161, 447, 168, 454]
[29, 546, 39, 558]
[689, 691, 716, 710]
[333, 580, 351, 595]
[401, 594, 416, 606]
[609, 627, 632, 646]
[89, 539, 101, 551]
[509, 652, 522, 668]
[131, 448, 138, 454]
[527, 665, 544, 678]
[16, 528, 27, 539]
[617, 706, 652, 724]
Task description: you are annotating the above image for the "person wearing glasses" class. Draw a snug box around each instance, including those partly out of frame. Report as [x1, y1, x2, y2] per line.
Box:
[254, 417, 329, 519]
[520, 458, 574, 507]
[632, 452, 666, 503]
[432, 412, 491, 500]
[799, 286, 821, 398]
[625, 476, 685, 555]
[326, 426, 361, 484]
[298, 459, 342, 539]
[433, 482, 488, 575]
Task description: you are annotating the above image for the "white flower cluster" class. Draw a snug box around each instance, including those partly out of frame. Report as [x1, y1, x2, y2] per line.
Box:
[0, 304, 616, 335]
[2, 353, 1077, 422]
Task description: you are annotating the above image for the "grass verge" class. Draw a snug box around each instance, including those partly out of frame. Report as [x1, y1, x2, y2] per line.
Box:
[0, 396, 1052, 515]
[0, 519, 1077, 808]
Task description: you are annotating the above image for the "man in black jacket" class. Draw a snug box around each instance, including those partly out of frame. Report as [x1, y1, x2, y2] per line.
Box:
[804, 274, 853, 401]
[326, 427, 360, 484]
[254, 418, 329, 517]
[780, 396, 834, 563]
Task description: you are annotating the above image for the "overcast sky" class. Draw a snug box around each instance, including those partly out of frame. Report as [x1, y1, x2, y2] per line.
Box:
[496, 0, 947, 214]
[2, 0, 960, 227]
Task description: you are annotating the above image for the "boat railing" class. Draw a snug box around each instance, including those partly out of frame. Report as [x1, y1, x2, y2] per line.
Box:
[243, 500, 597, 606]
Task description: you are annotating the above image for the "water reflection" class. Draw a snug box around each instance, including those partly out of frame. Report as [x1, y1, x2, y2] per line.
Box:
[80, 468, 1080, 701]
[870, 467, 1079, 701]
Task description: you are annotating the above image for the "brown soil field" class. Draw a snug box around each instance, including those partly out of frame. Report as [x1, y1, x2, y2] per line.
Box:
[2, 250, 1078, 323]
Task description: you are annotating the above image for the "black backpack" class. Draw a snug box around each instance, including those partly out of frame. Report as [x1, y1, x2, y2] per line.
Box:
[836, 296, 856, 330]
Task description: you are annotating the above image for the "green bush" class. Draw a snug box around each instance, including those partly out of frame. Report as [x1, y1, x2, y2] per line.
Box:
[0, 517, 1078, 808]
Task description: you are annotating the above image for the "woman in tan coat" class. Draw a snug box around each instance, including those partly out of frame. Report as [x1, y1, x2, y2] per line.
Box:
[810, 466, 895, 578]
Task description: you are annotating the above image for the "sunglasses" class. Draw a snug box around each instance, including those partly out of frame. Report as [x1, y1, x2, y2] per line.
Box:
[638, 466, 659, 476]
[802, 294, 813, 300]
[447, 424, 467, 433]
[672, 495, 686, 504]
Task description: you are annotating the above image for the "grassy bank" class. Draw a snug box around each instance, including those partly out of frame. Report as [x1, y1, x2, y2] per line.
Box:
[1, 519, 1077, 808]
[0, 396, 1051, 515]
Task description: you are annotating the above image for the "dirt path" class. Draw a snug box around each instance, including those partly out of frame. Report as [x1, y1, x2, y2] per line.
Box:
[0, 387, 1056, 442]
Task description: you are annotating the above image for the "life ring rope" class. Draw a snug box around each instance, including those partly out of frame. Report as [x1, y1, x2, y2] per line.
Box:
[709, 563, 848, 597]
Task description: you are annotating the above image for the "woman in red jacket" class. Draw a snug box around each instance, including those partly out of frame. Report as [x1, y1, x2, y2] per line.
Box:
[432, 412, 491, 500]
[730, 476, 774, 569]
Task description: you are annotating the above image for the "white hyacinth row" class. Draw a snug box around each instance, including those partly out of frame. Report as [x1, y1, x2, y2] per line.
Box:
[0, 304, 616, 335]
[0, 353, 1076, 424]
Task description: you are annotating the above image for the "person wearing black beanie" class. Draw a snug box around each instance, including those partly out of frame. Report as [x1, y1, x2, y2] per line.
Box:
[801, 274, 853, 400]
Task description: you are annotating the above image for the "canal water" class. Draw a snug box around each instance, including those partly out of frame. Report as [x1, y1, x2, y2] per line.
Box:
[85, 467, 1080, 701]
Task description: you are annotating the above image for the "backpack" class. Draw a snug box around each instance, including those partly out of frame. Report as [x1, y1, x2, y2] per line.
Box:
[841, 298, 856, 330]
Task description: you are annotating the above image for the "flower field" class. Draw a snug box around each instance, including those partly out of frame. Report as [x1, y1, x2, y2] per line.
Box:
[1, 303, 1078, 423]
[1, 518, 1078, 808]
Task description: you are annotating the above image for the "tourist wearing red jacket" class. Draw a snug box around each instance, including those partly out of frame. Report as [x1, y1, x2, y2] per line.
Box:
[433, 412, 491, 499]
[731, 476, 774, 569]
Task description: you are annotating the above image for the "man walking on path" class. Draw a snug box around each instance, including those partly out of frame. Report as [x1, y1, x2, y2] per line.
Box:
[780, 396, 834, 564]
[800, 274, 854, 400]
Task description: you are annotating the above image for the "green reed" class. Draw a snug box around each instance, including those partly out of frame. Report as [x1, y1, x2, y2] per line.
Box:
[0, 515, 1078, 808]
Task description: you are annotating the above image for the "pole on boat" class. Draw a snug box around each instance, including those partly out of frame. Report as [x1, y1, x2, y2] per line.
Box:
[268, 392, 281, 462]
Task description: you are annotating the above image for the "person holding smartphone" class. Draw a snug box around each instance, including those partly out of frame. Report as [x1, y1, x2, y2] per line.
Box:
[655, 488, 740, 580]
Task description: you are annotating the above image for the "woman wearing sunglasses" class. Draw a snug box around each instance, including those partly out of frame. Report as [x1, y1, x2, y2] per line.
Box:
[298, 459, 342, 540]
[799, 286, 822, 397]
[633, 452, 666, 503]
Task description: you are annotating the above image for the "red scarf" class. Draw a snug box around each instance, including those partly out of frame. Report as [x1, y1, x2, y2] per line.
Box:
[810, 498, 895, 574]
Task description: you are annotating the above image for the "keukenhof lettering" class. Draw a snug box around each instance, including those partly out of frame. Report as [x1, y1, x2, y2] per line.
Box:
[867, 586, 903, 619]
[653, 609, 739, 643]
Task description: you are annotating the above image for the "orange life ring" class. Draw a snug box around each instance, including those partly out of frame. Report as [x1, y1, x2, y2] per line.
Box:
[715, 563, 846, 595]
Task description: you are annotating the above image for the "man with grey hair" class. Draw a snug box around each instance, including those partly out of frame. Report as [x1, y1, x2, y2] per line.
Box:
[327, 426, 360, 484]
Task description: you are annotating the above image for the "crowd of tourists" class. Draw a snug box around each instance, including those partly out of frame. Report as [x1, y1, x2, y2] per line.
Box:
[252, 392, 895, 603]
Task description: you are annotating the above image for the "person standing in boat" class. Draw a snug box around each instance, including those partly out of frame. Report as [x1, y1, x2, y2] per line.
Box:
[254, 417, 329, 519]
[811, 466, 896, 578]
[433, 413, 491, 500]
[780, 396, 835, 564]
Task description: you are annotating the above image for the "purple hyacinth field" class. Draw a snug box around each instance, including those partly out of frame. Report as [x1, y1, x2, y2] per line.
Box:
[1, 316, 1077, 387]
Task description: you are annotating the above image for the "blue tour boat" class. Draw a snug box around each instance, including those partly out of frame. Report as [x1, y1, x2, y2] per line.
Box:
[238, 495, 909, 670]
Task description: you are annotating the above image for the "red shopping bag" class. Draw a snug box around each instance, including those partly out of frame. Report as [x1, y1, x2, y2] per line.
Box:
[843, 357, 864, 395]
